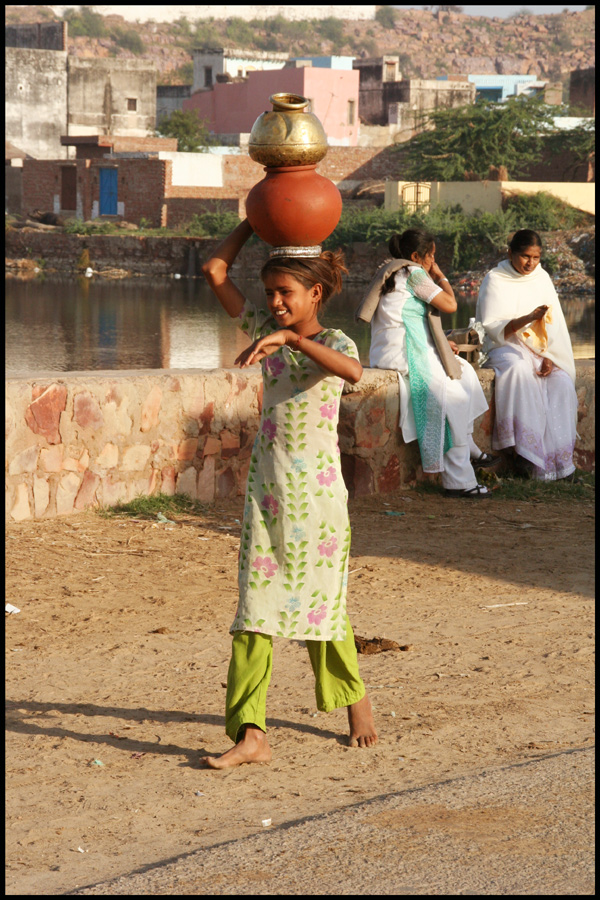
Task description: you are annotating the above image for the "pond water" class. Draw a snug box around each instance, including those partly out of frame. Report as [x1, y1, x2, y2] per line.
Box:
[5, 275, 595, 377]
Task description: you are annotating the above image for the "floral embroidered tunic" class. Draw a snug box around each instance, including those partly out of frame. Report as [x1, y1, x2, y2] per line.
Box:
[231, 299, 359, 642]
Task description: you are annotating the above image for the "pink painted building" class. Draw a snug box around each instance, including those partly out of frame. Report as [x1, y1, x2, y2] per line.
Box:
[183, 66, 360, 146]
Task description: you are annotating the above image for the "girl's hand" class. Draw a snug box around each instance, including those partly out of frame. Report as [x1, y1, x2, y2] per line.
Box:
[537, 357, 554, 377]
[429, 260, 443, 279]
[448, 340, 459, 355]
[235, 330, 292, 368]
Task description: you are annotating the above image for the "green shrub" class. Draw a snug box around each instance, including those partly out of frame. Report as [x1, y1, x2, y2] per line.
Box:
[375, 6, 398, 28]
[503, 191, 592, 230]
[64, 7, 108, 38]
[110, 27, 145, 55]
[324, 193, 593, 271]
[181, 210, 241, 238]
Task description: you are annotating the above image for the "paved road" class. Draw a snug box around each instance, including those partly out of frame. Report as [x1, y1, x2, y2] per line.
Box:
[69, 746, 594, 896]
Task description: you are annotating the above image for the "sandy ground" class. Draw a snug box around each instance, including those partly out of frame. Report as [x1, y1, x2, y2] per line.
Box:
[5, 488, 595, 896]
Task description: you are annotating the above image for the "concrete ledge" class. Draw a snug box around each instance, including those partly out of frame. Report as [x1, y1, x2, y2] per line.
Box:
[5, 363, 595, 521]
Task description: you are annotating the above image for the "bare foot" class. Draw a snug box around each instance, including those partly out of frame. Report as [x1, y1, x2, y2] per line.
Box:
[347, 693, 378, 748]
[203, 725, 272, 769]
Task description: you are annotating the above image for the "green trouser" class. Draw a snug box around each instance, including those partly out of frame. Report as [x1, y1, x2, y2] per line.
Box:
[225, 615, 366, 743]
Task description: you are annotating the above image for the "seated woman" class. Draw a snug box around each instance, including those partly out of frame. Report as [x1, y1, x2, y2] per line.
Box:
[369, 228, 491, 498]
[476, 229, 577, 481]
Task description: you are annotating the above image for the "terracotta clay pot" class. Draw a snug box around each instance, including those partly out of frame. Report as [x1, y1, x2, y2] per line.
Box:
[245, 164, 342, 247]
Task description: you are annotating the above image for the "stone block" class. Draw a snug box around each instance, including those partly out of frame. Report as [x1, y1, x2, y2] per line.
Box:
[103, 400, 133, 436]
[95, 442, 120, 469]
[176, 465, 197, 499]
[182, 381, 205, 419]
[101, 478, 128, 507]
[355, 403, 391, 450]
[378, 454, 400, 493]
[216, 466, 236, 499]
[122, 444, 151, 472]
[147, 468, 159, 495]
[75, 470, 100, 510]
[220, 429, 240, 459]
[5, 399, 14, 441]
[161, 466, 176, 495]
[40, 444, 64, 473]
[140, 385, 163, 432]
[203, 435, 221, 457]
[351, 456, 374, 498]
[56, 472, 81, 515]
[33, 476, 50, 517]
[9, 445, 39, 475]
[198, 401, 214, 434]
[11, 483, 31, 522]
[197, 456, 215, 503]
[63, 448, 90, 472]
[73, 390, 104, 430]
[24, 383, 67, 444]
[177, 438, 199, 461]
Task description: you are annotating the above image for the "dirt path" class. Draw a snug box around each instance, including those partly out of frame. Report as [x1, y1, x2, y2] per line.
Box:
[5, 489, 595, 895]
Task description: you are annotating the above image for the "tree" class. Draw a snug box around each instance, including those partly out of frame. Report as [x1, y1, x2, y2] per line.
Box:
[401, 94, 567, 182]
[155, 110, 215, 153]
[375, 7, 398, 28]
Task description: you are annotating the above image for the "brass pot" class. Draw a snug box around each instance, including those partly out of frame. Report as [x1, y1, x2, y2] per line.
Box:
[248, 93, 328, 168]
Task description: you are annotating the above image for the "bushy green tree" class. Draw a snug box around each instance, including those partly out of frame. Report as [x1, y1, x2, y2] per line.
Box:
[402, 94, 565, 181]
[375, 6, 398, 28]
[156, 110, 215, 153]
[64, 7, 108, 38]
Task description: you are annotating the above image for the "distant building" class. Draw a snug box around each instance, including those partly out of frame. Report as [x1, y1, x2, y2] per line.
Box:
[192, 47, 289, 93]
[291, 56, 355, 70]
[569, 67, 595, 116]
[184, 64, 360, 146]
[156, 85, 192, 124]
[5, 25, 157, 160]
[354, 57, 475, 132]
[438, 74, 562, 105]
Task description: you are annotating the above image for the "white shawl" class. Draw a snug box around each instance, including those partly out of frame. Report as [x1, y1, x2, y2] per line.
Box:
[476, 259, 576, 383]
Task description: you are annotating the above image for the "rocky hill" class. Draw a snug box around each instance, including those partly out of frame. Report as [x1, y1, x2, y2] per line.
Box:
[5, 5, 595, 90]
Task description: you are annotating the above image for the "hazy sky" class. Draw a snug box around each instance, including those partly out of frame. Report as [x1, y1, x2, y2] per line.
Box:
[393, 5, 590, 16]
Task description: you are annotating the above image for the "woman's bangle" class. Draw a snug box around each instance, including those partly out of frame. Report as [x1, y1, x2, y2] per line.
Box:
[294, 333, 303, 350]
[438, 275, 448, 282]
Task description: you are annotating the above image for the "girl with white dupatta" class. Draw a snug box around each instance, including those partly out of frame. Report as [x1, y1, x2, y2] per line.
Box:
[370, 228, 491, 498]
[476, 229, 577, 481]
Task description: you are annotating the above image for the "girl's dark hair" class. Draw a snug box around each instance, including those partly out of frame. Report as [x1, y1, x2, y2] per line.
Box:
[383, 228, 436, 294]
[260, 249, 348, 307]
[508, 229, 543, 253]
[389, 228, 435, 261]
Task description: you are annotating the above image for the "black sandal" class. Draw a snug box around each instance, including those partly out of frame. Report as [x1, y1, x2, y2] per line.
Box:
[445, 483, 492, 498]
[471, 452, 497, 469]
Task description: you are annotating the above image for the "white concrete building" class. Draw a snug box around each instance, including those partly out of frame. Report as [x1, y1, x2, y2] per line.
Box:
[49, 6, 376, 23]
[192, 47, 289, 92]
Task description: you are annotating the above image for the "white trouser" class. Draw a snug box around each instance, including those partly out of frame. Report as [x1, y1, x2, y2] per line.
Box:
[441, 440, 477, 490]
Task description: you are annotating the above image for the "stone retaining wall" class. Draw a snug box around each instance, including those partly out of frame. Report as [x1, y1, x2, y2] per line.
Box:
[5, 363, 594, 522]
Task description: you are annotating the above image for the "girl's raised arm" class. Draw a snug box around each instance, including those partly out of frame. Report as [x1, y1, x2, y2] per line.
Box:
[201, 219, 254, 318]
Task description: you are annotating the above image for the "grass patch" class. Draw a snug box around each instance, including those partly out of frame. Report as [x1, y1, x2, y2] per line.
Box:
[96, 492, 210, 520]
[413, 470, 594, 501]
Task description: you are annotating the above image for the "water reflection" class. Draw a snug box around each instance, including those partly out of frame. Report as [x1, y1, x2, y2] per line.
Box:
[5, 275, 594, 376]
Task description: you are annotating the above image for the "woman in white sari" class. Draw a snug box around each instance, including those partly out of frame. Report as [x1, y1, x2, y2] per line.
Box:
[476, 229, 577, 481]
[369, 228, 491, 498]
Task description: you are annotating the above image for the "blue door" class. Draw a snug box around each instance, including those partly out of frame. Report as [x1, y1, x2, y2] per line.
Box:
[99, 168, 118, 215]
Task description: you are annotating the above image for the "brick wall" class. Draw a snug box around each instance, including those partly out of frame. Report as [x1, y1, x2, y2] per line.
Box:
[22, 160, 63, 215]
